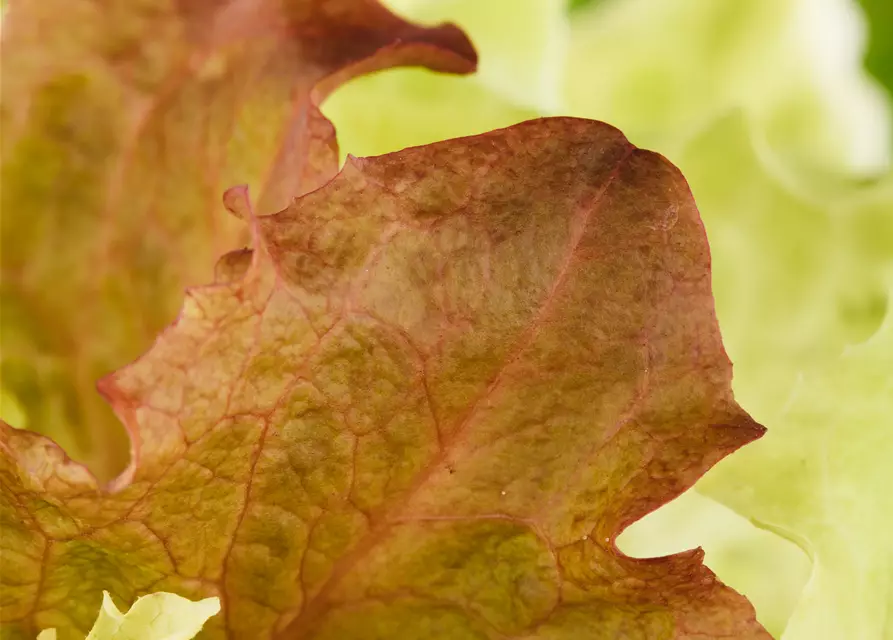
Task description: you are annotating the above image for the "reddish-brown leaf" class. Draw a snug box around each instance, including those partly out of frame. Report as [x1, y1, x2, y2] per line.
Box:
[1, 118, 767, 639]
[0, 0, 475, 479]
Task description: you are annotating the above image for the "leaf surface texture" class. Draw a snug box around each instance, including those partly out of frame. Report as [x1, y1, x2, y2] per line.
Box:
[1, 119, 768, 639]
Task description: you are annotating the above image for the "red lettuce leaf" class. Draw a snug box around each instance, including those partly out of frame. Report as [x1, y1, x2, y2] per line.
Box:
[0, 0, 475, 479]
[1, 118, 767, 639]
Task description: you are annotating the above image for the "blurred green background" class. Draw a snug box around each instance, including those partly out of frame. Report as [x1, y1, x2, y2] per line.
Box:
[2, 0, 891, 638]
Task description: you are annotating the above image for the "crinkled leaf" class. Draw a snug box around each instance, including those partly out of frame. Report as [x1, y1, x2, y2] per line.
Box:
[320, 0, 893, 634]
[699, 298, 893, 640]
[1, 119, 768, 639]
[0, 0, 475, 480]
[37, 591, 219, 640]
[618, 112, 892, 637]
[689, 135, 893, 637]
[327, 0, 889, 181]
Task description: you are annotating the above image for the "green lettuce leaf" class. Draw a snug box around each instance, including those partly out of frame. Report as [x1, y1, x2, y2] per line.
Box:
[676, 113, 893, 637]
[698, 295, 893, 639]
[674, 114, 888, 414]
[0, 0, 476, 480]
[322, 0, 565, 160]
[564, 0, 890, 177]
[617, 111, 893, 638]
[559, 3, 893, 635]
[618, 491, 811, 639]
[383, 0, 568, 111]
[322, 68, 537, 162]
[1, 119, 768, 639]
[567, 0, 605, 12]
[329, 0, 890, 181]
[36, 591, 219, 640]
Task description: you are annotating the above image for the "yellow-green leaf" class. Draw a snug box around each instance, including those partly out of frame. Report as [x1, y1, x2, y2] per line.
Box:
[699, 296, 893, 639]
[36, 591, 219, 640]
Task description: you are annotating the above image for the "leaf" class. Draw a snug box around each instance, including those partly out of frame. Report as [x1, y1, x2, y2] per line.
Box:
[648, 112, 893, 637]
[0, 118, 768, 638]
[0, 0, 476, 480]
[322, 1, 893, 634]
[566, 0, 605, 13]
[698, 297, 893, 640]
[322, 67, 537, 161]
[37, 591, 219, 640]
[677, 113, 893, 638]
[323, 0, 566, 160]
[563, 0, 890, 177]
[382, 0, 569, 111]
[618, 490, 811, 638]
[674, 113, 890, 419]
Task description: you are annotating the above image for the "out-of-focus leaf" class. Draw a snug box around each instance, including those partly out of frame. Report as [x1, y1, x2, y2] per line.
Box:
[699, 297, 893, 639]
[0, 389, 26, 431]
[679, 112, 893, 638]
[566, 0, 604, 12]
[37, 591, 219, 640]
[0, 0, 476, 481]
[661, 112, 892, 639]
[857, 0, 893, 96]
[323, 0, 565, 160]
[564, 0, 890, 177]
[675, 113, 889, 417]
[323, 68, 536, 160]
[618, 491, 811, 638]
[1, 119, 768, 639]
[382, 0, 568, 111]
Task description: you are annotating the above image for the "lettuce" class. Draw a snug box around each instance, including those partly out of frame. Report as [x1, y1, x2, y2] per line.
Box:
[0, 0, 475, 480]
[564, 0, 891, 177]
[326, 0, 893, 636]
[2, 0, 891, 637]
[700, 296, 893, 639]
[36, 592, 219, 640]
[1, 119, 769, 637]
[617, 491, 811, 637]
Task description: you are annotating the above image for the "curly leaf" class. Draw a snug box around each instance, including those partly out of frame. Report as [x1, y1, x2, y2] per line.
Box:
[699, 296, 893, 639]
[0, 0, 476, 480]
[673, 114, 891, 418]
[620, 111, 893, 637]
[688, 120, 893, 639]
[1, 118, 767, 638]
